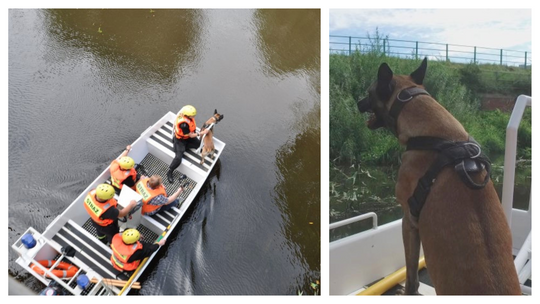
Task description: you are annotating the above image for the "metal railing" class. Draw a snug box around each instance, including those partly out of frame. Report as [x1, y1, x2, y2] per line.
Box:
[330, 35, 532, 68]
[501, 95, 531, 225]
[329, 212, 378, 232]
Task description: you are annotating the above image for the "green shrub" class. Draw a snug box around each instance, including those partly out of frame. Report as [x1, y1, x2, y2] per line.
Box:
[330, 34, 531, 227]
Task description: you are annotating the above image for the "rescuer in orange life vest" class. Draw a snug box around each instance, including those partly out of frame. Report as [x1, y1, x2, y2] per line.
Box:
[83, 184, 137, 245]
[110, 145, 146, 191]
[167, 105, 209, 183]
[136, 175, 185, 216]
[110, 229, 166, 272]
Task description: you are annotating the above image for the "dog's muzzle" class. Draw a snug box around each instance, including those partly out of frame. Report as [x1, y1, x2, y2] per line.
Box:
[357, 96, 372, 113]
[357, 96, 385, 130]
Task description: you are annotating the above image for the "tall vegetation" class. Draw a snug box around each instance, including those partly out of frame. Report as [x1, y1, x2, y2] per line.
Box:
[329, 35, 531, 232]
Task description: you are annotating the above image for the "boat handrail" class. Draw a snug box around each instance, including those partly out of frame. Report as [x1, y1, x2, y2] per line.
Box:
[329, 212, 378, 231]
[501, 94, 531, 227]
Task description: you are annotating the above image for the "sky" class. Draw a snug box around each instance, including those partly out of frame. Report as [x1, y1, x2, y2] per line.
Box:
[329, 9, 532, 62]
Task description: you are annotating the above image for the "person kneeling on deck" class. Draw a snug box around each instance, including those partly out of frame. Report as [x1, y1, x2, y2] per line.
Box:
[167, 105, 209, 183]
[110, 145, 145, 192]
[110, 229, 166, 272]
[136, 175, 184, 216]
[84, 184, 137, 245]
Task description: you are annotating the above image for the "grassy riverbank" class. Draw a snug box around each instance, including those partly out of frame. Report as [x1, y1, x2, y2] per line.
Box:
[329, 47, 531, 240]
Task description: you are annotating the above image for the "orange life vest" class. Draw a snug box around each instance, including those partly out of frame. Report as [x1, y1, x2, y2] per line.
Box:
[174, 115, 196, 140]
[136, 178, 168, 215]
[110, 159, 137, 190]
[110, 233, 143, 271]
[83, 190, 117, 226]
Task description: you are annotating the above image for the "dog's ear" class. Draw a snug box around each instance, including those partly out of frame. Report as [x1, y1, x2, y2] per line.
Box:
[376, 63, 394, 101]
[214, 109, 217, 114]
[410, 57, 427, 85]
[377, 63, 393, 85]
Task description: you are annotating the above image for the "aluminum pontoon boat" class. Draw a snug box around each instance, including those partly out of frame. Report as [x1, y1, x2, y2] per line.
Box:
[11, 111, 225, 295]
[330, 95, 532, 295]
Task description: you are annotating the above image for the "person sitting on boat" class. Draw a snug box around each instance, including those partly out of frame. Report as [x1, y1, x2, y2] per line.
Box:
[136, 175, 184, 216]
[167, 105, 209, 183]
[83, 184, 137, 245]
[110, 229, 166, 272]
[110, 145, 145, 192]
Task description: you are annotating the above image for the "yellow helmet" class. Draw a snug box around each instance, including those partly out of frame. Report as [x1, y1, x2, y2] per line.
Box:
[122, 229, 140, 244]
[96, 184, 115, 201]
[118, 156, 135, 170]
[180, 105, 197, 117]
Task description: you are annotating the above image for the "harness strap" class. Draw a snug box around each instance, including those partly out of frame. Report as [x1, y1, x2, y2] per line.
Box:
[195, 122, 215, 154]
[387, 87, 430, 135]
[406, 136, 492, 218]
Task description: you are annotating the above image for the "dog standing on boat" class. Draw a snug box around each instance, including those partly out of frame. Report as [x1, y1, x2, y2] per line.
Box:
[199, 109, 223, 164]
[357, 58, 520, 295]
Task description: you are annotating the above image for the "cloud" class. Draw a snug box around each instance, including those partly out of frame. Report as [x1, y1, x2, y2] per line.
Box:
[329, 9, 531, 51]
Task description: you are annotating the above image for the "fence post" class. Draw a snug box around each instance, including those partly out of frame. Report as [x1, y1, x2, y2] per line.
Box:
[348, 36, 351, 56]
[474, 46, 477, 64]
[383, 39, 386, 55]
[524, 51, 527, 68]
[500, 49, 503, 65]
[446, 44, 449, 62]
[415, 41, 418, 60]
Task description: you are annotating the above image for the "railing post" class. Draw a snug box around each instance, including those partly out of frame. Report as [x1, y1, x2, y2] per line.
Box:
[474, 46, 477, 64]
[349, 36, 351, 56]
[501, 95, 531, 226]
[446, 44, 449, 62]
[415, 41, 418, 60]
[524, 51, 527, 68]
[383, 39, 386, 55]
[500, 49, 503, 65]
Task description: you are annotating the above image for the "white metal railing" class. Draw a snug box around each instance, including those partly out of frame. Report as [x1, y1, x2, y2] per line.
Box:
[501, 95, 531, 226]
[329, 212, 378, 232]
[500, 94, 531, 295]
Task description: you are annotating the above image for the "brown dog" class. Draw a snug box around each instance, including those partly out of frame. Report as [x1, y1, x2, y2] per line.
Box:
[357, 58, 520, 295]
[199, 109, 223, 164]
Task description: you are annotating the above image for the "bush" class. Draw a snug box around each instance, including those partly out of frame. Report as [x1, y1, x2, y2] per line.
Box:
[330, 33, 531, 227]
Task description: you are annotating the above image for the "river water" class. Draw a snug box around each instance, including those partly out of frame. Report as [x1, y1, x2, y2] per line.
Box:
[8, 9, 320, 295]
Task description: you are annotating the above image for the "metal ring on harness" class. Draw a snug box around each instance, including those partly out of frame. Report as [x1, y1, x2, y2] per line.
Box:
[31, 260, 79, 278]
[397, 91, 414, 102]
[462, 142, 482, 159]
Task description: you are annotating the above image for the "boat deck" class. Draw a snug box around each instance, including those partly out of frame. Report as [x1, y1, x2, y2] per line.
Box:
[11, 111, 225, 295]
[359, 267, 436, 295]
[359, 262, 532, 295]
[43, 151, 195, 294]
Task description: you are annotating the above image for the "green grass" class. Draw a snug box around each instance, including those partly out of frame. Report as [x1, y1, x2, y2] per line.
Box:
[329, 43, 531, 230]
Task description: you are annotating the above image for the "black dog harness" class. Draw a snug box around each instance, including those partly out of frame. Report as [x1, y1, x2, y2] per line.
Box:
[389, 87, 492, 218]
[406, 136, 492, 218]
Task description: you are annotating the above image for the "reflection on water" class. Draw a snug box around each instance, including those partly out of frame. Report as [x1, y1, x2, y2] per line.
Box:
[254, 9, 320, 77]
[42, 9, 203, 84]
[274, 103, 320, 293]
